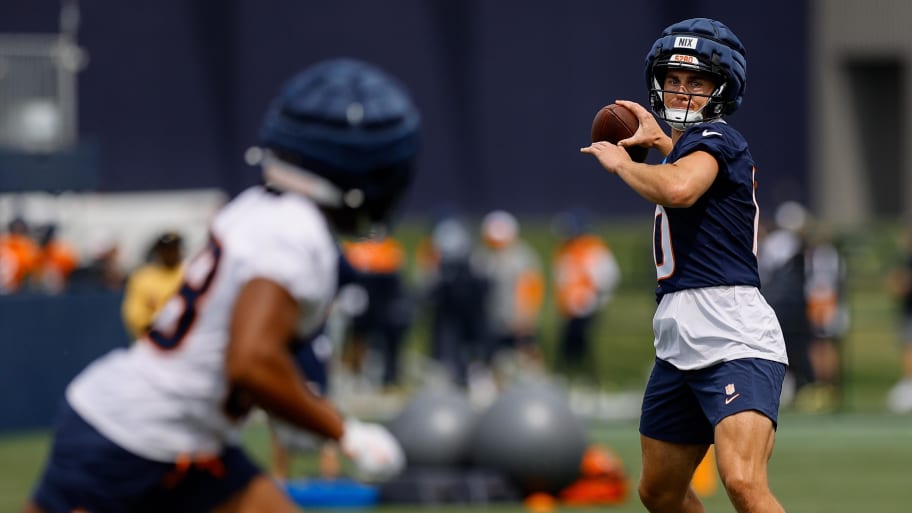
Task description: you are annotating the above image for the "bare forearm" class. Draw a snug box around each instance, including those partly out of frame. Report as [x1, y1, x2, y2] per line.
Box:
[227, 278, 346, 440]
[654, 137, 674, 157]
[237, 350, 344, 440]
[616, 161, 694, 206]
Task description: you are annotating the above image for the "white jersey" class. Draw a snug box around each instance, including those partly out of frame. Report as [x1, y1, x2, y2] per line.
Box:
[67, 186, 339, 462]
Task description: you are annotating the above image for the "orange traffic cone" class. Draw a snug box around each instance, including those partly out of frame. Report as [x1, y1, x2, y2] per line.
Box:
[524, 492, 557, 513]
[691, 445, 718, 497]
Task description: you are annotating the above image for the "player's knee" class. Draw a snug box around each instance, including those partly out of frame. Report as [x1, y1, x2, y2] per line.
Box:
[638, 479, 677, 512]
[720, 472, 764, 505]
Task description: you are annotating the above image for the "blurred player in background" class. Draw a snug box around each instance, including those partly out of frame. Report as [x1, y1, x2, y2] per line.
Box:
[473, 210, 546, 372]
[419, 212, 490, 388]
[802, 228, 848, 411]
[758, 202, 813, 404]
[0, 216, 39, 294]
[121, 231, 185, 339]
[31, 223, 79, 294]
[23, 58, 417, 513]
[581, 18, 788, 513]
[551, 208, 620, 387]
[66, 230, 124, 292]
[341, 231, 412, 391]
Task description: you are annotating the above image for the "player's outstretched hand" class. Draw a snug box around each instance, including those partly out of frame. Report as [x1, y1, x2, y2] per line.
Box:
[614, 100, 672, 156]
[580, 140, 630, 174]
[340, 418, 405, 482]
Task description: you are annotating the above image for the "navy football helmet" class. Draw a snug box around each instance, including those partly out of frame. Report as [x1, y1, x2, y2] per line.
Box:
[645, 18, 747, 130]
[258, 58, 421, 235]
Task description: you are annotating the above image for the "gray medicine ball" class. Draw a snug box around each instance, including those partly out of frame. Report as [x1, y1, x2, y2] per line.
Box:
[470, 380, 589, 494]
[388, 388, 479, 468]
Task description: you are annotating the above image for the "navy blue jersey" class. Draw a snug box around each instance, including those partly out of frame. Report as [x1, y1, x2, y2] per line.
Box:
[653, 121, 760, 301]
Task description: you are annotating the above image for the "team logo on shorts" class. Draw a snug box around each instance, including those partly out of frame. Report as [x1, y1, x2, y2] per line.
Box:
[724, 383, 740, 405]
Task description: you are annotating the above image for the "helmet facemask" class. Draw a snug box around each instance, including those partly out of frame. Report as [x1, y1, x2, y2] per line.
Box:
[262, 149, 414, 237]
[649, 59, 727, 131]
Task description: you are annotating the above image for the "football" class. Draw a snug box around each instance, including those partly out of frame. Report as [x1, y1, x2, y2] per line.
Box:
[590, 104, 648, 162]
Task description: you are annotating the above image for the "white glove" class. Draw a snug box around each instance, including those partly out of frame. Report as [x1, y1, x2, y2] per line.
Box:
[340, 418, 406, 482]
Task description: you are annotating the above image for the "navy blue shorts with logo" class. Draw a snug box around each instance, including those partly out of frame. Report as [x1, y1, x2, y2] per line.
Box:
[31, 400, 261, 513]
[639, 357, 787, 445]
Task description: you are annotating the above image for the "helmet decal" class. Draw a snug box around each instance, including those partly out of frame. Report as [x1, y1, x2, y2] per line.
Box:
[673, 36, 699, 50]
[669, 54, 702, 67]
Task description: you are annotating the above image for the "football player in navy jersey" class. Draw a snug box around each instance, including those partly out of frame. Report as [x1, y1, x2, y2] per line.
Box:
[581, 18, 788, 513]
[24, 59, 417, 513]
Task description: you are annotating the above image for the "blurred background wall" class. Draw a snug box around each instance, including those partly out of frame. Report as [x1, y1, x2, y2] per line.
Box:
[0, 0, 811, 219]
[812, 0, 912, 227]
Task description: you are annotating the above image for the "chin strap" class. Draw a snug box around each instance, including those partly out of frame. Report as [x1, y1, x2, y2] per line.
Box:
[664, 109, 702, 131]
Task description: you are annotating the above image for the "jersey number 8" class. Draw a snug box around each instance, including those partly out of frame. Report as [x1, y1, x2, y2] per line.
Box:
[147, 238, 223, 350]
